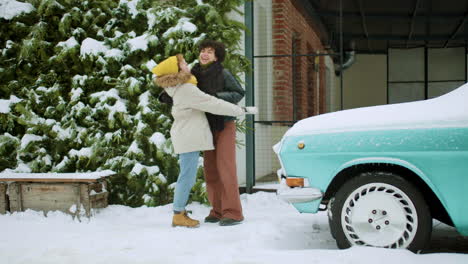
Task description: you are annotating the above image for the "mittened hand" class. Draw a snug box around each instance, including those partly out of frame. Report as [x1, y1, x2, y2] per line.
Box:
[158, 91, 173, 104]
[243, 106, 258, 115]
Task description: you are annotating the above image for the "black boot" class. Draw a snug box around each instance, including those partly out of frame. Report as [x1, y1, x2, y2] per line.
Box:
[204, 215, 220, 223]
[219, 217, 243, 226]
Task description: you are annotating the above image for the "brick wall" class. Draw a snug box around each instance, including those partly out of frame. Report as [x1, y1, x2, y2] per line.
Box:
[272, 0, 326, 121]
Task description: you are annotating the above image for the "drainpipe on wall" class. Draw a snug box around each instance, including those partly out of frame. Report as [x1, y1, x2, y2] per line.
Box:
[335, 40, 356, 75]
[334, 50, 356, 75]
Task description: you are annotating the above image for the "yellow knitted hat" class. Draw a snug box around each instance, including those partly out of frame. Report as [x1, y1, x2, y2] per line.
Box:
[152, 56, 178, 76]
[187, 75, 197, 85]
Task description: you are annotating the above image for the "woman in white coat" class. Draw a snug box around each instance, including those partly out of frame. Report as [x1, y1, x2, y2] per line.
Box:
[152, 54, 256, 228]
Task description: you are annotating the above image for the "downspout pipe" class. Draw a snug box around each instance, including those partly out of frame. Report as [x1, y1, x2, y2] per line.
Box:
[335, 50, 356, 75]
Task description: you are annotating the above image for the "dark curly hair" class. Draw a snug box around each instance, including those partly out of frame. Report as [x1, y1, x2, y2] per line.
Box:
[198, 39, 226, 63]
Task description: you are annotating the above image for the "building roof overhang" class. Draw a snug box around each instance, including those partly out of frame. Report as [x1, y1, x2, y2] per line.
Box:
[299, 0, 468, 54]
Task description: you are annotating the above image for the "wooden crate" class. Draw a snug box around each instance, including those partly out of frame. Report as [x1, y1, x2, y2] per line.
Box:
[0, 183, 7, 214]
[0, 171, 113, 217]
[6, 180, 108, 217]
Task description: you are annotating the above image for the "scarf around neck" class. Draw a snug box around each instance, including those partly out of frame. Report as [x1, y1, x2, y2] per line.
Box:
[191, 61, 224, 95]
[191, 61, 226, 131]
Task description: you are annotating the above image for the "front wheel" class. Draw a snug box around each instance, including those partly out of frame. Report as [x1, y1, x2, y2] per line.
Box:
[330, 171, 432, 251]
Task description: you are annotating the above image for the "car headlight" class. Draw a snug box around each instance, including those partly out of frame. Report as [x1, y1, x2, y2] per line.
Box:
[285, 177, 310, 188]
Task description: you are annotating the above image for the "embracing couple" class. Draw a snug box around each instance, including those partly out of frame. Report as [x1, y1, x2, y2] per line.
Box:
[152, 40, 257, 228]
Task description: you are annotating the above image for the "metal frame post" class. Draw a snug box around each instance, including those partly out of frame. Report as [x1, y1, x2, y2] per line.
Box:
[244, 1, 255, 194]
[340, 0, 344, 109]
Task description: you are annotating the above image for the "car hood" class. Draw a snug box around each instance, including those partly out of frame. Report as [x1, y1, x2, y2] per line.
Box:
[283, 83, 468, 138]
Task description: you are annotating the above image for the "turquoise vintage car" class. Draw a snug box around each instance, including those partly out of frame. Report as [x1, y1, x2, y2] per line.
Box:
[274, 83, 468, 251]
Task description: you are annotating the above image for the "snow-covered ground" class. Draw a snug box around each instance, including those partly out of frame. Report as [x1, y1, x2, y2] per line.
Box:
[1, 192, 467, 264]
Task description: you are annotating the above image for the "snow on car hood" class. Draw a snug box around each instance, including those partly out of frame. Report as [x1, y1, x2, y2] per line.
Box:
[284, 83, 468, 138]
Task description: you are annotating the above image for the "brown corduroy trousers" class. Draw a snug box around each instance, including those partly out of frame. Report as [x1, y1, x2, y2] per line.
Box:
[203, 121, 244, 221]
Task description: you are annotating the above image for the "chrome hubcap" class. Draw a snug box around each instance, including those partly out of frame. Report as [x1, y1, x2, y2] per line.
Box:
[341, 183, 418, 248]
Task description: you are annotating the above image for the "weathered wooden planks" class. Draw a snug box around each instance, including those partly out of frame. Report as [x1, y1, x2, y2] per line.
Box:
[0, 174, 112, 217]
[0, 183, 7, 214]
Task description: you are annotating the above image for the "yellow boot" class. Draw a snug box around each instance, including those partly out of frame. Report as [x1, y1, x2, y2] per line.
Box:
[172, 211, 200, 228]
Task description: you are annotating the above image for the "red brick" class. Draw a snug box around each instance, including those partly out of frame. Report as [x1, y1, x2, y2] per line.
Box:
[269, 0, 326, 121]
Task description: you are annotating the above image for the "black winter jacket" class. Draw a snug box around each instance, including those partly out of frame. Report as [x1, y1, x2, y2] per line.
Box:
[216, 69, 245, 122]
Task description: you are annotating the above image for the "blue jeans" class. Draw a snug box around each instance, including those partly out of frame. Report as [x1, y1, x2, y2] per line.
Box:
[173, 151, 199, 212]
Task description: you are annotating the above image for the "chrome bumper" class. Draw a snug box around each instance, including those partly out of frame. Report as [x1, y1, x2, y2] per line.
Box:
[276, 180, 323, 203]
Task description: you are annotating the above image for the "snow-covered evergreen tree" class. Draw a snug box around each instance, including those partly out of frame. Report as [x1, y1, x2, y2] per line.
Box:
[0, 0, 248, 207]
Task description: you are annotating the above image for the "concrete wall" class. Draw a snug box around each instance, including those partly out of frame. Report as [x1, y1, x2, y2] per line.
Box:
[227, 5, 247, 185]
[325, 56, 341, 112]
[337, 49, 465, 111]
[341, 54, 387, 109]
[252, 0, 278, 182]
